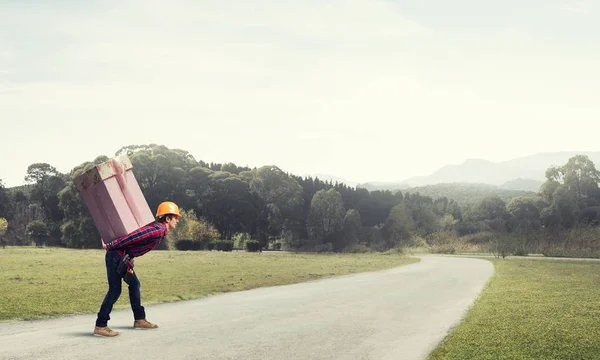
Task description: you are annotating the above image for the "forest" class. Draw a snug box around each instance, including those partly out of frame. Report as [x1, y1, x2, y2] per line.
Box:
[1, 144, 599, 257]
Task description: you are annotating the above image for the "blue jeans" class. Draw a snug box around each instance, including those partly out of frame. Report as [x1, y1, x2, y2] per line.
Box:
[95, 250, 146, 327]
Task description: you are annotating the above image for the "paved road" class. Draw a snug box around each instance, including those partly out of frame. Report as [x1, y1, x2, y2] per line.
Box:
[0, 255, 493, 360]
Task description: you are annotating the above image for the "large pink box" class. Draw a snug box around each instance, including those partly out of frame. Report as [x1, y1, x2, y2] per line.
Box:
[74, 155, 155, 243]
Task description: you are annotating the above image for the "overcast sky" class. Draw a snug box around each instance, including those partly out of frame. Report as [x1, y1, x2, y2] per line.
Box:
[1, 0, 598, 188]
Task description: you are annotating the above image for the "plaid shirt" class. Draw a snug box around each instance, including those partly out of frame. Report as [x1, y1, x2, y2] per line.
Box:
[105, 222, 167, 258]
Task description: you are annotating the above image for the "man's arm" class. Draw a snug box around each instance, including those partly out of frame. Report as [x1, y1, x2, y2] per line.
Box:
[104, 225, 155, 251]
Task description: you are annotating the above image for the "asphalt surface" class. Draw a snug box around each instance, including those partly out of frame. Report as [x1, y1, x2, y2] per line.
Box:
[0, 255, 494, 360]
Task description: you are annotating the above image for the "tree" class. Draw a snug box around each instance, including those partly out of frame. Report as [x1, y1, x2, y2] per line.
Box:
[244, 166, 304, 240]
[26, 220, 48, 247]
[0, 179, 8, 219]
[343, 209, 362, 249]
[356, 189, 402, 227]
[0, 218, 7, 248]
[307, 188, 346, 250]
[544, 155, 600, 209]
[25, 163, 61, 185]
[549, 186, 578, 229]
[506, 196, 544, 232]
[465, 195, 508, 232]
[405, 193, 439, 236]
[201, 173, 257, 239]
[220, 162, 246, 174]
[381, 203, 415, 249]
[24, 163, 65, 231]
[539, 155, 600, 229]
[121, 144, 197, 212]
[468, 196, 507, 221]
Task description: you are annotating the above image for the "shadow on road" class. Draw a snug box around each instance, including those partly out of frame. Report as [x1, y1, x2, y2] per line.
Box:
[63, 332, 96, 338]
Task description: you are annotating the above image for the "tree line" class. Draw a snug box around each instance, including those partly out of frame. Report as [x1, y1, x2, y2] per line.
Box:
[1, 145, 599, 255]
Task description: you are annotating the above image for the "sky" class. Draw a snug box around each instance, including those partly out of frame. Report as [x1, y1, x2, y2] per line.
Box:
[0, 0, 599, 188]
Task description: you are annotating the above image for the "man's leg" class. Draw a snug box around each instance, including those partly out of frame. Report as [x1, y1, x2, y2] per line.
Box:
[95, 251, 122, 335]
[129, 272, 158, 329]
[128, 271, 146, 321]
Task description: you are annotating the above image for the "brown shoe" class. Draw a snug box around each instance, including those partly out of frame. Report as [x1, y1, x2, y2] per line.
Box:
[94, 326, 120, 337]
[133, 319, 158, 329]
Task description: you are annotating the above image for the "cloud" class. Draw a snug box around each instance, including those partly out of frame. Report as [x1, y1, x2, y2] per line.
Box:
[559, 1, 591, 14]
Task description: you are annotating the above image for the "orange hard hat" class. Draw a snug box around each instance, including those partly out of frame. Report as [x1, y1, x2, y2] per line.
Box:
[156, 201, 181, 218]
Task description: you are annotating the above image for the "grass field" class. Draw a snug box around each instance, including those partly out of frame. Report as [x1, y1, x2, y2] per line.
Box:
[0, 247, 419, 322]
[428, 257, 600, 360]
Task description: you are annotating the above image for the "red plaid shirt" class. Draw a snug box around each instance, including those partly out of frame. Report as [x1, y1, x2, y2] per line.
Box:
[105, 222, 167, 258]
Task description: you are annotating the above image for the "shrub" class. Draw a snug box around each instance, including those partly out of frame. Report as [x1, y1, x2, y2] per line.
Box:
[246, 240, 261, 252]
[169, 210, 220, 250]
[430, 244, 457, 254]
[408, 236, 428, 248]
[211, 240, 234, 252]
[315, 242, 333, 253]
[427, 231, 484, 254]
[233, 232, 251, 249]
[273, 242, 282, 251]
[344, 243, 372, 253]
[383, 246, 407, 255]
[175, 239, 203, 251]
[463, 231, 495, 244]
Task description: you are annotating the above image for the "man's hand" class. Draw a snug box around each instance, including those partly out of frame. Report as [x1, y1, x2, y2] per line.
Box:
[101, 239, 107, 250]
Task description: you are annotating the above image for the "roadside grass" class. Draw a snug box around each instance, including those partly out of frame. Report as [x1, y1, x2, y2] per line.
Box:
[428, 258, 600, 360]
[0, 247, 419, 322]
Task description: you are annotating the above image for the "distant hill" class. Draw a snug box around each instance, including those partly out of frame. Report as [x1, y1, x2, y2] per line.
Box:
[499, 151, 600, 173]
[356, 182, 408, 192]
[500, 178, 544, 193]
[303, 173, 359, 187]
[401, 183, 537, 207]
[363, 151, 600, 192]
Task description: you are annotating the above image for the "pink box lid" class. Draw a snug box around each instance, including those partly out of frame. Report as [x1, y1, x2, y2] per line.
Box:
[74, 155, 133, 193]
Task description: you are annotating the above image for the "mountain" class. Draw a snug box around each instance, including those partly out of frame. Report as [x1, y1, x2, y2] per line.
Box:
[397, 152, 600, 190]
[358, 151, 600, 192]
[399, 158, 532, 187]
[499, 151, 600, 179]
[499, 178, 544, 193]
[355, 182, 408, 191]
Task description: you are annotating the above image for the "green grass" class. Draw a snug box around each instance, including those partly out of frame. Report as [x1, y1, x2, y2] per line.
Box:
[0, 247, 419, 322]
[428, 258, 600, 360]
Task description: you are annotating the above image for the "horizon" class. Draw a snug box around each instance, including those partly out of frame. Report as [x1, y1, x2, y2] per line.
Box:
[3, 146, 599, 189]
[1, 1, 599, 188]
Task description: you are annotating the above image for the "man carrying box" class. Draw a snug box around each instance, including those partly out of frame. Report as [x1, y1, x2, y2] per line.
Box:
[93, 201, 181, 337]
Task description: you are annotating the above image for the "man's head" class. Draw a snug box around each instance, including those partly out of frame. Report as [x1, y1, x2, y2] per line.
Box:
[156, 201, 181, 231]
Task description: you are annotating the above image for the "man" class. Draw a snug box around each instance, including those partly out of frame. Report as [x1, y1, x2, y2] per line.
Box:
[93, 201, 181, 337]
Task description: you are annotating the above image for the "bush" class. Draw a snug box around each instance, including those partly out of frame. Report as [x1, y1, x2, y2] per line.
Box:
[430, 243, 457, 254]
[463, 231, 495, 244]
[315, 242, 333, 253]
[175, 239, 203, 251]
[382, 246, 407, 255]
[427, 231, 485, 254]
[211, 240, 234, 252]
[408, 236, 428, 248]
[273, 242, 282, 251]
[344, 243, 372, 253]
[169, 210, 220, 250]
[246, 240, 261, 252]
[539, 226, 600, 258]
[233, 232, 251, 249]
